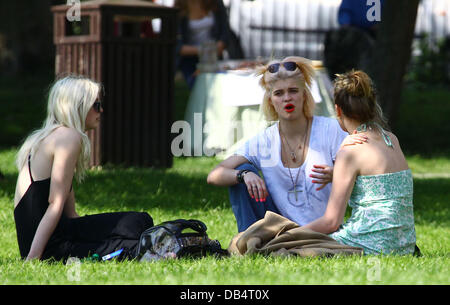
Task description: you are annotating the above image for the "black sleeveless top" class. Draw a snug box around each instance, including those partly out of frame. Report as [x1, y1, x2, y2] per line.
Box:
[14, 155, 67, 259]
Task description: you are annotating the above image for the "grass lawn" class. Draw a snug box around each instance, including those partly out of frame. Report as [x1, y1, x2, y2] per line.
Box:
[0, 149, 449, 285]
[0, 74, 449, 285]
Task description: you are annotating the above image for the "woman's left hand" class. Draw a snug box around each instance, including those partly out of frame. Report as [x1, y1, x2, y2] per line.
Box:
[310, 164, 333, 191]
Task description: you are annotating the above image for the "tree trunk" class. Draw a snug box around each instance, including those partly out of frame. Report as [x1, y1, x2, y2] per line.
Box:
[0, 0, 54, 75]
[365, 0, 420, 130]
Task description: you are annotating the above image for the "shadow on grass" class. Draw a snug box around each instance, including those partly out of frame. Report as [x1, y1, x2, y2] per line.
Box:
[1, 166, 448, 225]
[413, 178, 450, 226]
[83, 168, 229, 213]
[0, 167, 228, 214]
[0, 172, 17, 199]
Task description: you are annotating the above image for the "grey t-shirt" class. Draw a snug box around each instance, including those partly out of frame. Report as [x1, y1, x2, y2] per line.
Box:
[188, 12, 215, 46]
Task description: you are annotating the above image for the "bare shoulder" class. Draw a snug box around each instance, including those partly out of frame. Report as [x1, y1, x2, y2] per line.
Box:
[50, 127, 82, 152]
[333, 144, 361, 177]
[386, 131, 401, 146]
[336, 144, 358, 163]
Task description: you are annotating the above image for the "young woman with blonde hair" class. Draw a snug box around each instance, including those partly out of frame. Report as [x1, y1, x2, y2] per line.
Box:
[303, 70, 418, 255]
[14, 75, 153, 261]
[207, 57, 366, 232]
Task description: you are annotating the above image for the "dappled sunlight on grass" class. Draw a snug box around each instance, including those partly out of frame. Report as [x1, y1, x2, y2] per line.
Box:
[1, 149, 449, 284]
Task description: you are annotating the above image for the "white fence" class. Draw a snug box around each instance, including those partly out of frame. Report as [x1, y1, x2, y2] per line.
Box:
[156, 0, 450, 60]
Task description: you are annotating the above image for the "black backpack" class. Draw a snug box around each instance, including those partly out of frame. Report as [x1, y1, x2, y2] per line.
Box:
[135, 219, 228, 261]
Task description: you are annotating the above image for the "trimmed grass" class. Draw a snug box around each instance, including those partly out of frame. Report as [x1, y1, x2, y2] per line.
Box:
[0, 75, 448, 285]
[0, 149, 449, 285]
[396, 86, 450, 156]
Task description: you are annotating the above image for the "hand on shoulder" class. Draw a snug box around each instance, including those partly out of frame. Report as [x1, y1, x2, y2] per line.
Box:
[340, 132, 369, 148]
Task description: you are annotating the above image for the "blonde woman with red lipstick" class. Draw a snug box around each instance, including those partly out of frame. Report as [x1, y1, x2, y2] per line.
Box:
[207, 56, 366, 232]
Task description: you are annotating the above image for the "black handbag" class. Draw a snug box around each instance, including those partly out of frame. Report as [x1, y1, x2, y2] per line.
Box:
[136, 219, 228, 261]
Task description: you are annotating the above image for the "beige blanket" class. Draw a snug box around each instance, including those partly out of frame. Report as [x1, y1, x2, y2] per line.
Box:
[228, 211, 363, 257]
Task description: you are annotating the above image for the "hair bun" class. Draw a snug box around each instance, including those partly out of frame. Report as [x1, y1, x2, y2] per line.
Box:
[336, 70, 373, 98]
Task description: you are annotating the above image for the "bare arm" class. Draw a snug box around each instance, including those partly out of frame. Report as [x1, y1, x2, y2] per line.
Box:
[303, 147, 358, 233]
[207, 155, 249, 186]
[63, 188, 79, 219]
[207, 155, 268, 201]
[216, 41, 226, 57]
[180, 45, 199, 56]
[26, 130, 81, 260]
[311, 133, 367, 190]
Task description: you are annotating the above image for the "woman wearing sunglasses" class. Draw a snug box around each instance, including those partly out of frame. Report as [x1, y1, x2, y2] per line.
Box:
[14, 75, 153, 261]
[207, 56, 366, 232]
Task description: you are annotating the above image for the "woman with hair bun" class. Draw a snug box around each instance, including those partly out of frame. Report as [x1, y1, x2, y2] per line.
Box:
[207, 57, 366, 232]
[303, 70, 418, 255]
[14, 76, 153, 261]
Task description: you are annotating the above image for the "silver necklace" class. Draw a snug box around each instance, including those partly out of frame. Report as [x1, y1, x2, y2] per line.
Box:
[279, 119, 310, 202]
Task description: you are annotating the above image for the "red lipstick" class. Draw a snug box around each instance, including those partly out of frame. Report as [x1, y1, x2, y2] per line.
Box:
[284, 103, 295, 113]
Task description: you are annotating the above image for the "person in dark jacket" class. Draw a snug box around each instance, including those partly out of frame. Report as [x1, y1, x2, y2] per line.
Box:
[174, 0, 231, 89]
[338, 0, 385, 38]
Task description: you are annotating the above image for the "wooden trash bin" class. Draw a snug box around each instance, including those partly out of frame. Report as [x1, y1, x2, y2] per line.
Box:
[51, 0, 178, 168]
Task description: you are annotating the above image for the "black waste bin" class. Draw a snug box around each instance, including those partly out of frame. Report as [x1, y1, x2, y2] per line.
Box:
[52, 0, 178, 168]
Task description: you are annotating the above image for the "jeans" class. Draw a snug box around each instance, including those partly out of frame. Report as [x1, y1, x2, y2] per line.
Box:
[229, 163, 280, 232]
[178, 56, 198, 89]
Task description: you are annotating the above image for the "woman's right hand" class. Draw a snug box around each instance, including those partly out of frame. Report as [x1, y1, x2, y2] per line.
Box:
[243, 172, 269, 202]
[340, 132, 368, 148]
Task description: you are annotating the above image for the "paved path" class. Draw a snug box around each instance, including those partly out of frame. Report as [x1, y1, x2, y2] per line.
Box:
[413, 173, 450, 179]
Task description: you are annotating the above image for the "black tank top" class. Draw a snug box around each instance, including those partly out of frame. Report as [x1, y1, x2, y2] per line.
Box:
[14, 155, 67, 259]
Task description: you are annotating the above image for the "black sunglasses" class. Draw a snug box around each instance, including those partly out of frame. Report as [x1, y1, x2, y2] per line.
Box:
[267, 61, 298, 73]
[92, 101, 102, 113]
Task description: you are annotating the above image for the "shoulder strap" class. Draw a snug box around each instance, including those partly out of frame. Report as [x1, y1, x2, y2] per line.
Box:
[28, 155, 34, 183]
[373, 122, 393, 148]
[162, 219, 207, 235]
[357, 122, 394, 148]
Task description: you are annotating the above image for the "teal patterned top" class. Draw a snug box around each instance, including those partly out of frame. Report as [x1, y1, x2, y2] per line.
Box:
[330, 169, 416, 255]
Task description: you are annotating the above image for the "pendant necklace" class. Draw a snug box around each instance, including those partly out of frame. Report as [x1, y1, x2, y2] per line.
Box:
[279, 119, 310, 202]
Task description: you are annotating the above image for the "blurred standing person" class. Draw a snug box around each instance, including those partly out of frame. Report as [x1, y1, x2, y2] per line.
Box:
[338, 0, 385, 38]
[324, 0, 385, 79]
[175, 0, 231, 89]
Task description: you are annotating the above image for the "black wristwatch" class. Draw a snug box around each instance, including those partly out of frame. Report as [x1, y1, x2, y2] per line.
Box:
[236, 169, 250, 183]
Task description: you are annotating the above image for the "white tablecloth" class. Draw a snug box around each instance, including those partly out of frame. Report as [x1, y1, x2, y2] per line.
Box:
[183, 67, 336, 158]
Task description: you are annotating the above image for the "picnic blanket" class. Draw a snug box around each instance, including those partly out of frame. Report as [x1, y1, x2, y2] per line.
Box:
[228, 211, 364, 257]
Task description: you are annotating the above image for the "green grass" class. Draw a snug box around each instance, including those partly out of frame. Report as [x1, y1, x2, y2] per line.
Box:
[1, 75, 449, 285]
[0, 149, 449, 285]
[396, 86, 450, 156]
